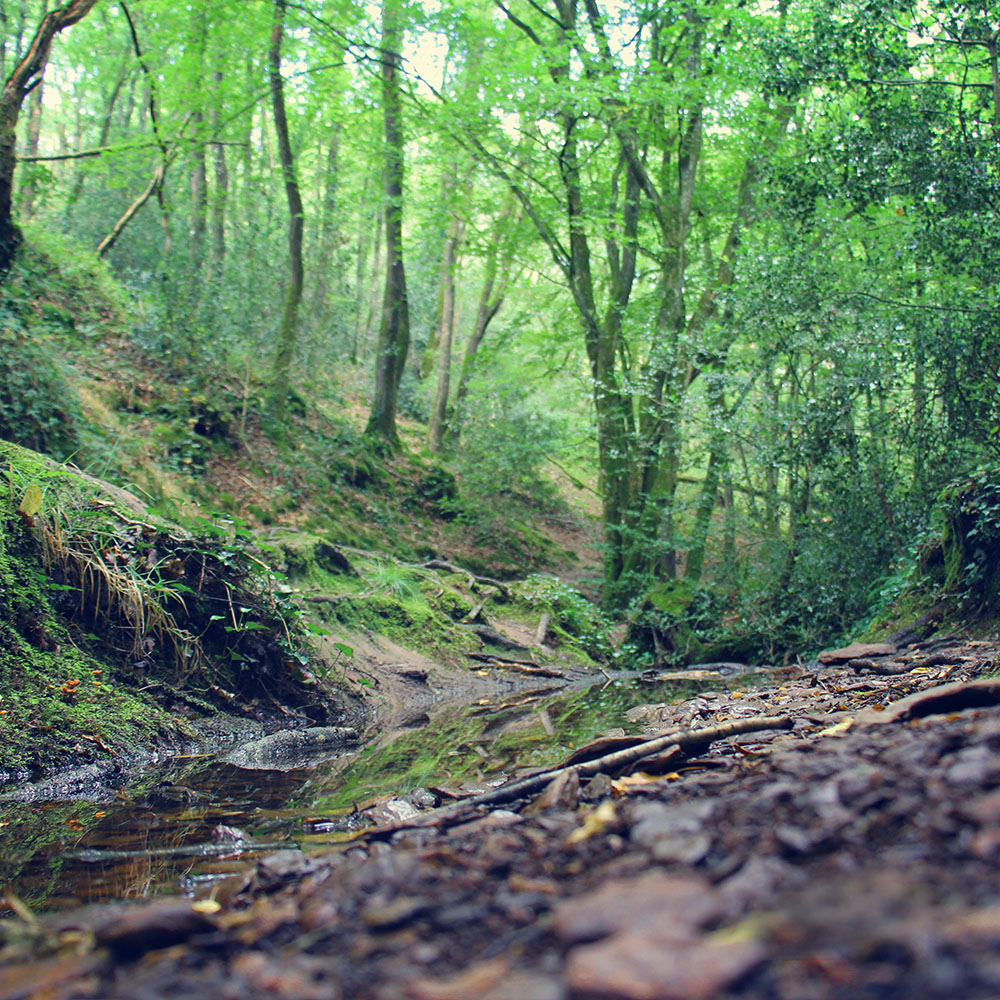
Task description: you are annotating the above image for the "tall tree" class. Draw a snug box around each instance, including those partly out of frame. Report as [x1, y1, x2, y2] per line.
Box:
[447, 0, 795, 605]
[364, 0, 410, 448]
[426, 170, 466, 452]
[267, 0, 305, 421]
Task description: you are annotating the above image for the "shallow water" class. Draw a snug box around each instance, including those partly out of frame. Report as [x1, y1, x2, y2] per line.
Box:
[0, 677, 702, 912]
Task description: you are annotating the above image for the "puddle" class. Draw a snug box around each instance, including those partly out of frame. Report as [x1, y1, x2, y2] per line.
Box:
[0, 676, 712, 912]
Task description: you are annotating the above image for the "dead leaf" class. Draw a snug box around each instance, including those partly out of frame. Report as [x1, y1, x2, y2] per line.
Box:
[816, 717, 853, 737]
[18, 483, 43, 519]
[566, 799, 618, 845]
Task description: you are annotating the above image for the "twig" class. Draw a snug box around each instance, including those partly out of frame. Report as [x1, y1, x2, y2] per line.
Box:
[360, 715, 794, 840]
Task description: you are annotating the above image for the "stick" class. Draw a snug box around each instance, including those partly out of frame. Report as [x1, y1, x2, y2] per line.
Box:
[362, 715, 794, 839]
[535, 611, 551, 646]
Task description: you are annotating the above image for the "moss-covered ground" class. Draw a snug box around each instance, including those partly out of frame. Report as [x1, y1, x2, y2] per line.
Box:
[0, 440, 346, 777]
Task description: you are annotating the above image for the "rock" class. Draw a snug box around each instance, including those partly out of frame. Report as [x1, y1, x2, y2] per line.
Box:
[553, 872, 721, 946]
[94, 901, 217, 956]
[818, 642, 896, 664]
[564, 931, 766, 1000]
[254, 849, 317, 889]
[856, 678, 1000, 725]
[222, 726, 359, 770]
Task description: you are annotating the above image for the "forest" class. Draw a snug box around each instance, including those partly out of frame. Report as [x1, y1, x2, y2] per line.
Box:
[0, 0, 996, 654]
[1, 1, 1000, 998]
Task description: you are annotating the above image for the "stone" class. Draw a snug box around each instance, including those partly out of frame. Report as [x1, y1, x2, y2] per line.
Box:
[818, 642, 896, 664]
[553, 872, 721, 946]
[564, 931, 766, 1000]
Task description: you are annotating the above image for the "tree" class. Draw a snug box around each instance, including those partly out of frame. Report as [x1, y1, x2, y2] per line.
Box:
[441, 0, 796, 605]
[0, 0, 99, 272]
[267, 0, 305, 422]
[365, 0, 410, 449]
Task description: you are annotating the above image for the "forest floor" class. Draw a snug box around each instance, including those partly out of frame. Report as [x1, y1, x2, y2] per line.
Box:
[3, 632, 1000, 999]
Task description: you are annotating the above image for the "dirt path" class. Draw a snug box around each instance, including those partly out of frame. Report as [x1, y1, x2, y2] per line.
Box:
[3, 636, 1000, 1000]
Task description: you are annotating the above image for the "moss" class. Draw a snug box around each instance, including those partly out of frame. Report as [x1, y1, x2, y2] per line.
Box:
[325, 591, 460, 657]
[275, 532, 357, 587]
[0, 440, 335, 775]
[0, 474, 181, 773]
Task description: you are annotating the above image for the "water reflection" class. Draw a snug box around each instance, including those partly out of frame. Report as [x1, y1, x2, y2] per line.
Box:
[0, 677, 702, 912]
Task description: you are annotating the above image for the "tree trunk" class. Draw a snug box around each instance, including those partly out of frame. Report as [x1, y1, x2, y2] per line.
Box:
[427, 203, 464, 452]
[188, 111, 208, 282]
[309, 121, 342, 326]
[267, 0, 305, 423]
[445, 191, 517, 450]
[685, 371, 729, 584]
[0, 0, 99, 272]
[209, 68, 228, 281]
[364, 0, 410, 449]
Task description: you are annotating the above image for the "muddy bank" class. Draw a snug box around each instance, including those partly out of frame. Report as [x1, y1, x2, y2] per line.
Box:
[3, 636, 998, 1000]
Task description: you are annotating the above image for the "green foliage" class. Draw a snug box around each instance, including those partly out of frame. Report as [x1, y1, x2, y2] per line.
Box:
[367, 560, 425, 603]
[521, 574, 612, 661]
[452, 381, 563, 508]
[0, 235, 122, 458]
[936, 469, 1000, 613]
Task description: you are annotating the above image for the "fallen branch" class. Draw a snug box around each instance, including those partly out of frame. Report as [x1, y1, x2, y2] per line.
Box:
[465, 652, 569, 679]
[463, 623, 530, 651]
[362, 714, 794, 840]
[851, 651, 966, 675]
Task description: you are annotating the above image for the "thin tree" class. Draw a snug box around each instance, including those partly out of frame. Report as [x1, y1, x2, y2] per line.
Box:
[267, 0, 305, 423]
[364, 0, 410, 449]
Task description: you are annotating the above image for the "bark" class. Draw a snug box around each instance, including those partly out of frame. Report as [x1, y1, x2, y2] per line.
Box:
[0, 0, 99, 272]
[427, 200, 464, 453]
[267, 0, 305, 423]
[685, 371, 729, 584]
[418, 170, 456, 379]
[96, 163, 164, 258]
[188, 110, 208, 281]
[351, 172, 381, 365]
[209, 69, 228, 280]
[309, 121, 342, 324]
[364, 0, 410, 448]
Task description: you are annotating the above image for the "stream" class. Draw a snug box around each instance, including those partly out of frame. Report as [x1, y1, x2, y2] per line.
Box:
[0, 676, 702, 914]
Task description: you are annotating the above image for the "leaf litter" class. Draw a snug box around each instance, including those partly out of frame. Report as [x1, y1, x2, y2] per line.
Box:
[3, 635, 1000, 999]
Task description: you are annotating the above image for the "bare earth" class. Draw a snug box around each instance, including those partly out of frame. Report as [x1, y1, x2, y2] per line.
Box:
[2, 634, 1000, 1000]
